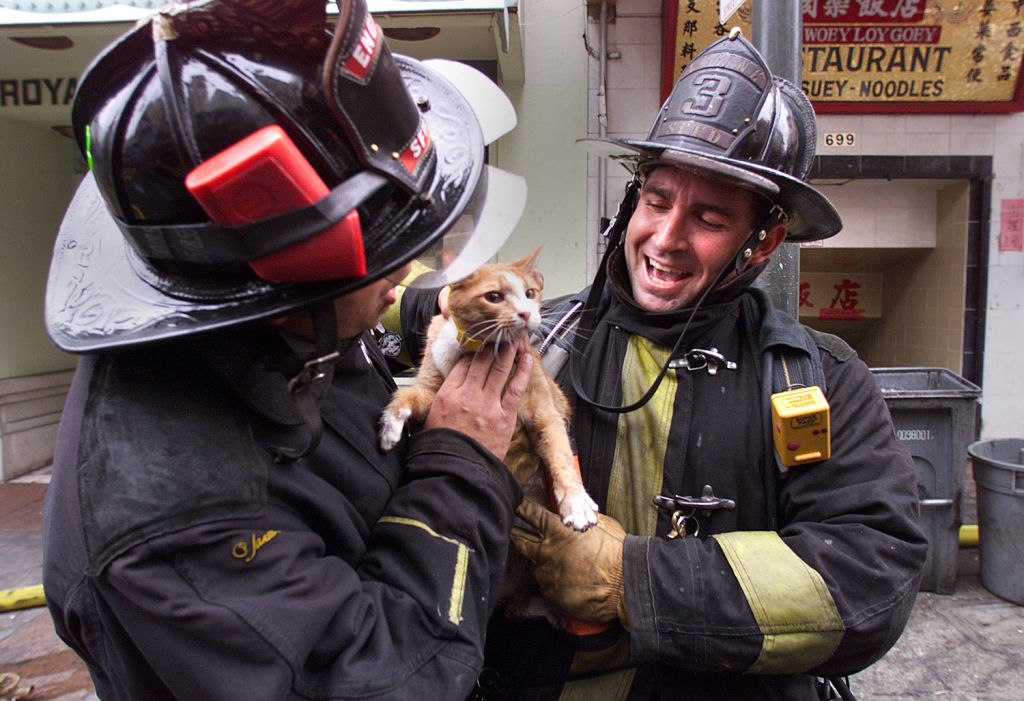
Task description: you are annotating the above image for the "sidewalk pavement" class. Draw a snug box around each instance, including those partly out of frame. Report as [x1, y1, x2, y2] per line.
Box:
[2, 464, 1022, 700]
[0, 472, 94, 701]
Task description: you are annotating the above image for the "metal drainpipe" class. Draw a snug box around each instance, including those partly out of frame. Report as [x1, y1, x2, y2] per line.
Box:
[594, 0, 609, 280]
[751, 0, 802, 318]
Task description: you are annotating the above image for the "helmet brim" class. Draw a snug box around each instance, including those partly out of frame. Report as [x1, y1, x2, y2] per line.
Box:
[578, 136, 841, 243]
[46, 53, 524, 353]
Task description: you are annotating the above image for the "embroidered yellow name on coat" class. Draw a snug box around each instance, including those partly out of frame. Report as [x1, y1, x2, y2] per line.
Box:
[232, 530, 280, 563]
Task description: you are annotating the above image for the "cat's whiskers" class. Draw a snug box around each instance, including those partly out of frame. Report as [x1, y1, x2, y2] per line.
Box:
[464, 318, 525, 349]
[538, 302, 600, 324]
[536, 305, 597, 362]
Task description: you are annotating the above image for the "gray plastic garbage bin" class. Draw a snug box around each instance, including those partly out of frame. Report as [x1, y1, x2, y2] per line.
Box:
[966, 439, 1024, 606]
[872, 367, 981, 594]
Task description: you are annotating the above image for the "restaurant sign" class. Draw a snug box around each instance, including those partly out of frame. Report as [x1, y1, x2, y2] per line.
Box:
[663, 0, 1024, 113]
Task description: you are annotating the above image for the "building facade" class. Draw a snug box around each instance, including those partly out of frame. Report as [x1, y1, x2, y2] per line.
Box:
[585, 0, 1024, 442]
[0, 0, 1021, 480]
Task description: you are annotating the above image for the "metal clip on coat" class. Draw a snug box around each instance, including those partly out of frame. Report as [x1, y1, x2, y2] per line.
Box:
[654, 485, 736, 538]
[668, 348, 738, 375]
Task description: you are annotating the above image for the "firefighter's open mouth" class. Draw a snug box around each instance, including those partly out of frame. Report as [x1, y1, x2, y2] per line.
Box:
[646, 256, 688, 285]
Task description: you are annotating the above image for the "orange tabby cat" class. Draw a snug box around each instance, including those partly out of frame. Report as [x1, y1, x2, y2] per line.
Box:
[379, 249, 598, 532]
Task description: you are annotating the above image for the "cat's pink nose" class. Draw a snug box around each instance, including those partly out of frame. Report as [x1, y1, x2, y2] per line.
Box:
[518, 311, 531, 324]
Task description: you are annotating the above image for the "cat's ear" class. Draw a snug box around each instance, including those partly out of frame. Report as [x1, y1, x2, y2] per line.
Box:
[516, 246, 543, 290]
[516, 246, 542, 271]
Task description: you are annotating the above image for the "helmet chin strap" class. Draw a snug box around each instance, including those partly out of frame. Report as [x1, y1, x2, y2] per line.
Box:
[269, 301, 340, 462]
[569, 198, 786, 415]
[732, 204, 788, 275]
[601, 175, 642, 252]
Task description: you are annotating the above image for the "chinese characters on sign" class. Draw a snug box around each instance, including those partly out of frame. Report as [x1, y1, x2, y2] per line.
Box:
[799, 273, 883, 321]
[663, 0, 751, 99]
[1000, 198, 1024, 252]
[663, 0, 1024, 112]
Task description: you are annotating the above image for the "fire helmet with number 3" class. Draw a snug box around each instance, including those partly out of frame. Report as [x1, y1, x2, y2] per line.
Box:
[580, 32, 841, 243]
[45, 0, 526, 353]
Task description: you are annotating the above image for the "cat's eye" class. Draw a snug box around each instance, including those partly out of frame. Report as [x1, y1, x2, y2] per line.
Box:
[485, 292, 503, 303]
[525, 289, 537, 299]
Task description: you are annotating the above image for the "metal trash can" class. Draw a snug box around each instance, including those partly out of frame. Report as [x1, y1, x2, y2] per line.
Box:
[872, 367, 981, 594]
[966, 439, 1024, 606]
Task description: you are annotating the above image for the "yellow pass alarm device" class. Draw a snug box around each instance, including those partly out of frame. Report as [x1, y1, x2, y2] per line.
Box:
[771, 386, 830, 468]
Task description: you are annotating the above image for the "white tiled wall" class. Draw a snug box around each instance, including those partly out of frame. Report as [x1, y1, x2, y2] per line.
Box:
[972, 113, 1024, 439]
[857, 182, 968, 372]
[584, 1, 1024, 439]
[816, 180, 937, 249]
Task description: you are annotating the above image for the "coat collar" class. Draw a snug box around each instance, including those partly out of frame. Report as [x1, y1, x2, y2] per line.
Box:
[190, 327, 335, 427]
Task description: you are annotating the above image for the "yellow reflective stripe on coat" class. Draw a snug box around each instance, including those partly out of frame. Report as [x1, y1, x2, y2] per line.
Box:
[712, 531, 844, 673]
[559, 337, 675, 701]
[378, 516, 471, 625]
[606, 336, 675, 536]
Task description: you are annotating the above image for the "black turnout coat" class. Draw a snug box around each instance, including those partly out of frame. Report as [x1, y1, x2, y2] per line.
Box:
[403, 256, 928, 701]
[42, 327, 520, 700]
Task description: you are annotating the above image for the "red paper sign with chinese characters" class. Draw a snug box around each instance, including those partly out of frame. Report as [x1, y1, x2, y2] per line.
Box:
[1000, 198, 1024, 252]
[799, 273, 882, 321]
[663, 0, 1024, 113]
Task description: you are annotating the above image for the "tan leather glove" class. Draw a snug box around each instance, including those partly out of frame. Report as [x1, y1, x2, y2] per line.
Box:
[510, 498, 628, 625]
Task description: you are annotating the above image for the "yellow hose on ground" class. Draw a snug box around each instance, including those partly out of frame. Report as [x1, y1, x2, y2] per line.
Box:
[0, 526, 985, 614]
[0, 584, 45, 613]
[959, 524, 979, 547]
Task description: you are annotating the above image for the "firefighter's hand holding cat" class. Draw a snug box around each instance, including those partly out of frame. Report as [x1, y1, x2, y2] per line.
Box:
[424, 336, 534, 461]
[512, 498, 628, 625]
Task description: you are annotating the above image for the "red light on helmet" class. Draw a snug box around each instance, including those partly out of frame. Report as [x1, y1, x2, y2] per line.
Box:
[185, 125, 366, 282]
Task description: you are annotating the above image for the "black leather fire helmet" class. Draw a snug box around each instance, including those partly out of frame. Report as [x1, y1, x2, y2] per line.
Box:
[45, 0, 525, 353]
[579, 31, 840, 242]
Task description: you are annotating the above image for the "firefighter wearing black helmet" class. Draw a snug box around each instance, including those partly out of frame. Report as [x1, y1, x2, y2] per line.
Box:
[454, 32, 928, 700]
[41, 0, 532, 698]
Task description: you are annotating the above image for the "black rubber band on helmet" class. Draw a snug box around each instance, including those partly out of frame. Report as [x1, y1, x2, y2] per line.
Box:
[115, 169, 389, 265]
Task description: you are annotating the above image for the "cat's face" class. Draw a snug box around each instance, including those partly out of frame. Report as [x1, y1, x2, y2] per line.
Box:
[447, 258, 543, 347]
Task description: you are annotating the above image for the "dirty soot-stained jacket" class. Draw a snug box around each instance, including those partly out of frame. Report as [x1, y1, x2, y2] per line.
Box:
[42, 327, 520, 701]
[402, 255, 929, 701]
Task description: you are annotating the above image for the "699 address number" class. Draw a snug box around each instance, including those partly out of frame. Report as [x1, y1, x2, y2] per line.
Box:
[823, 132, 856, 147]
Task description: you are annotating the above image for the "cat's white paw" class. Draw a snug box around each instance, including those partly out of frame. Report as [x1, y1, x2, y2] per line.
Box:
[379, 407, 411, 450]
[557, 487, 599, 531]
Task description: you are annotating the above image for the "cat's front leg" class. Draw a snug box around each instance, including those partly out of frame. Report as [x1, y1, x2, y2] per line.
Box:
[547, 454, 599, 531]
[531, 421, 599, 531]
[379, 401, 412, 451]
[379, 384, 437, 450]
